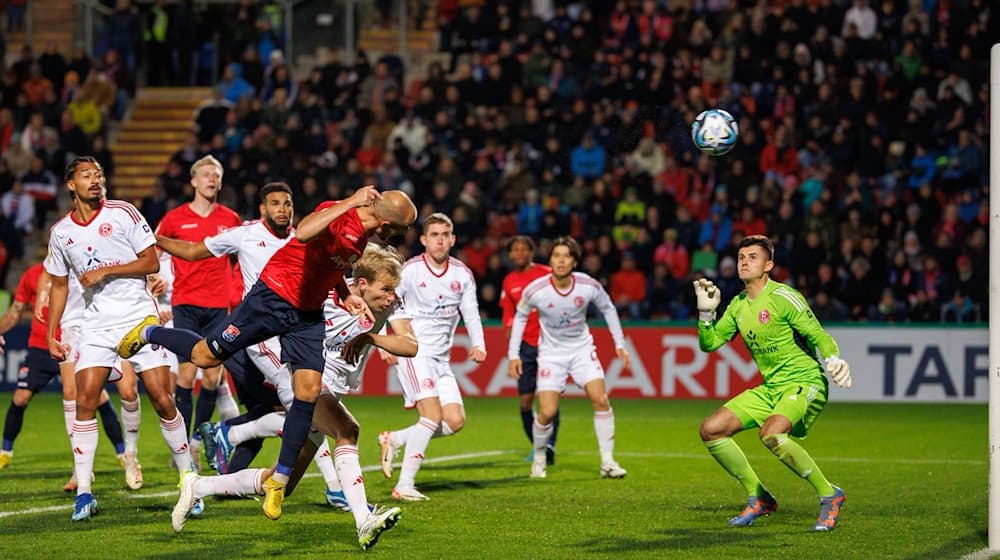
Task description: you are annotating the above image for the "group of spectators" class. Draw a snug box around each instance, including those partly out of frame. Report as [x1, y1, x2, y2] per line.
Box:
[47, 0, 1000, 326]
[0, 31, 124, 288]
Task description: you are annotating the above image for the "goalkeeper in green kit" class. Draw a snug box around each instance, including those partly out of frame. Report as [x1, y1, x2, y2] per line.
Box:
[695, 235, 851, 531]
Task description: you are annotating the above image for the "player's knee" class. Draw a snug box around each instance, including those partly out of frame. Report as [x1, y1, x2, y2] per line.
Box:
[11, 391, 33, 407]
[591, 394, 610, 411]
[148, 392, 177, 418]
[760, 432, 786, 452]
[443, 414, 465, 433]
[699, 418, 726, 442]
[339, 421, 360, 444]
[191, 345, 222, 369]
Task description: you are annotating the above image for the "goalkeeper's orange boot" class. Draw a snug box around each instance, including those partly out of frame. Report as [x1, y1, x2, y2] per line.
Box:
[728, 491, 777, 527]
[814, 485, 846, 531]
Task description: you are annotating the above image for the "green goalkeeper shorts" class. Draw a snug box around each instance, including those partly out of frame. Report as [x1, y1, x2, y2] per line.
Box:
[724, 380, 829, 438]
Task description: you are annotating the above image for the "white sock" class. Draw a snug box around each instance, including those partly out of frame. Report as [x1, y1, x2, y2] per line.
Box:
[334, 445, 369, 528]
[62, 400, 76, 437]
[533, 419, 553, 459]
[193, 468, 266, 498]
[397, 417, 437, 489]
[228, 411, 285, 445]
[389, 427, 411, 448]
[594, 408, 616, 461]
[433, 420, 455, 439]
[314, 438, 341, 492]
[121, 398, 141, 455]
[216, 382, 240, 421]
[72, 419, 99, 495]
[160, 413, 192, 473]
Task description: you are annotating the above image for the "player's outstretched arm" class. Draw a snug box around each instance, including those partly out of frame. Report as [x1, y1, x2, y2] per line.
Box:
[295, 184, 382, 243]
[156, 235, 212, 261]
[340, 317, 418, 365]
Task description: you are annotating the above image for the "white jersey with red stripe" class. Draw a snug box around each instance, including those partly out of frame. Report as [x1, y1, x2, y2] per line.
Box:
[508, 271, 627, 359]
[322, 283, 409, 394]
[45, 200, 159, 329]
[203, 220, 293, 298]
[397, 254, 485, 360]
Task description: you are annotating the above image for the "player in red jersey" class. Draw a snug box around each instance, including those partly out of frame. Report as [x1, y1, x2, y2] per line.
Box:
[500, 236, 560, 465]
[0, 262, 126, 473]
[120, 185, 416, 519]
[155, 155, 242, 465]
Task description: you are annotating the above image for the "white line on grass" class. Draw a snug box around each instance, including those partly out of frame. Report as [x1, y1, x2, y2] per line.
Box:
[958, 548, 1000, 559]
[612, 450, 986, 465]
[0, 450, 509, 514]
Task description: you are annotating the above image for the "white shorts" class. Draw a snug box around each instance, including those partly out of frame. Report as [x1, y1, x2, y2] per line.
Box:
[76, 324, 172, 375]
[60, 324, 81, 364]
[394, 355, 463, 408]
[321, 361, 362, 397]
[536, 346, 606, 393]
[247, 337, 293, 409]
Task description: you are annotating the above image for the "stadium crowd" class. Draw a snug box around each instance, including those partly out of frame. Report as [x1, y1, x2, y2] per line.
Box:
[1, 0, 994, 325]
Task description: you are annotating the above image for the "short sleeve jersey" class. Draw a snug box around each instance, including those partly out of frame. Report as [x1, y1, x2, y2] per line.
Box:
[500, 263, 551, 346]
[44, 200, 159, 329]
[514, 272, 626, 358]
[698, 279, 840, 386]
[260, 202, 367, 311]
[156, 202, 241, 308]
[203, 220, 294, 298]
[397, 254, 485, 360]
[13, 263, 53, 349]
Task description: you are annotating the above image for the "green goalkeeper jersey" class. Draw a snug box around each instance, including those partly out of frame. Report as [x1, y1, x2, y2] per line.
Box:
[698, 279, 840, 387]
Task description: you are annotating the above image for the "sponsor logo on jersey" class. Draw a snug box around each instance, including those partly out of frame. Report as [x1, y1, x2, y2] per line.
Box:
[758, 309, 770, 324]
[98, 223, 113, 237]
[221, 324, 241, 342]
[84, 246, 102, 267]
[328, 254, 359, 268]
[181, 224, 198, 229]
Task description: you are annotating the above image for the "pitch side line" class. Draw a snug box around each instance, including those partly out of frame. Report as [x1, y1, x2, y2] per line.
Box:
[957, 548, 1000, 560]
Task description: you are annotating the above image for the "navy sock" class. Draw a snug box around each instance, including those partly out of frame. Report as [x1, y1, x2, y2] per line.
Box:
[520, 408, 534, 443]
[175, 386, 193, 439]
[276, 398, 315, 475]
[97, 400, 126, 455]
[147, 326, 202, 362]
[228, 439, 264, 472]
[549, 408, 560, 448]
[193, 388, 218, 438]
[2, 403, 26, 451]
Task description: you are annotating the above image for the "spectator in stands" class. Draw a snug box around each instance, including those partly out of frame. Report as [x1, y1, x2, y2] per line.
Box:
[0, 179, 32, 235]
[19, 154, 57, 232]
[610, 252, 646, 320]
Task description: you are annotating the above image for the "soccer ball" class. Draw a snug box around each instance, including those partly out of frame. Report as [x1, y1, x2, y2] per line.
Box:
[691, 109, 738, 156]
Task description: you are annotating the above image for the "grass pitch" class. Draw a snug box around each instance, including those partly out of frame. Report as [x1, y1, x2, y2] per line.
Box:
[0, 393, 988, 559]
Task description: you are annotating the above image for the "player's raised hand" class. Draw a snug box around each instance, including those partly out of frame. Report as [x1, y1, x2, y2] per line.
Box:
[508, 357, 523, 379]
[693, 278, 721, 312]
[469, 346, 487, 363]
[347, 185, 382, 208]
[342, 333, 373, 365]
[378, 348, 398, 366]
[824, 356, 852, 388]
[616, 347, 631, 370]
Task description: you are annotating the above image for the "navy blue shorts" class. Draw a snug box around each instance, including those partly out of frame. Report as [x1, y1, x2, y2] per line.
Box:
[16, 347, 61, 392]
[516, 342, 540, 395]
[224, 350, 281, 410]
[205, 281, 325, 373]
[173, 305, 230, 338]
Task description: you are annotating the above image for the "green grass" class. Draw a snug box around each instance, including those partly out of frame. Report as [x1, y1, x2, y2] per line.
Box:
[0, 393, 990, 559]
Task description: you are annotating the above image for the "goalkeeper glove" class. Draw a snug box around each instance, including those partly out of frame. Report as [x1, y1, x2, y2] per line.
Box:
[824, 356, 852, 388]
[693, 278, 721, 323]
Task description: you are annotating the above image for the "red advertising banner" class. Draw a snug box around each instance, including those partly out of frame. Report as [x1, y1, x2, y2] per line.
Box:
[357, 326, 762, 399]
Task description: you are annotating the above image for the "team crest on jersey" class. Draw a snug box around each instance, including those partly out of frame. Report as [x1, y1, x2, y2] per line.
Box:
[574, 296, 585, 307]
[358, 314, 374, 330]
[98, 223, 113, 237]
[221, 324, 241, 342]
[758, 309, 771, 324]
[450, 280, 461, 293]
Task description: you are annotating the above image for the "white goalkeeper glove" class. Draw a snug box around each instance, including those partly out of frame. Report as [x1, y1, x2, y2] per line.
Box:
[693, 278, 721, 323]
[824, 356, 852, 388]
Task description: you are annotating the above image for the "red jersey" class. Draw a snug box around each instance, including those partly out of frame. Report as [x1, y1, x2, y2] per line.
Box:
[156, 202, 242, 308]
[500, 263, 551, 346]
[14, 263, 57, 349]
[260, 202, 367, 311]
